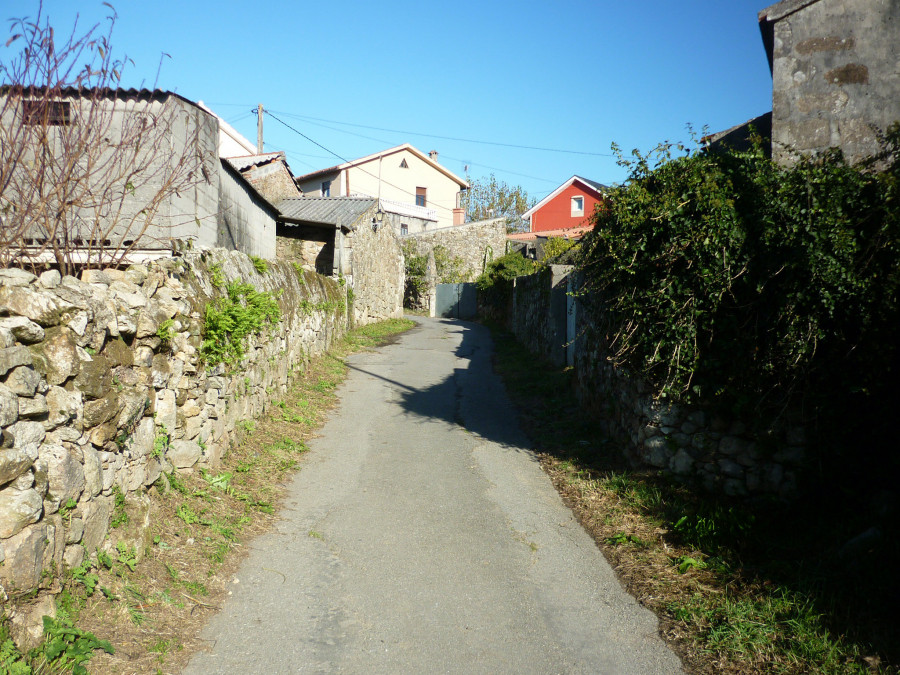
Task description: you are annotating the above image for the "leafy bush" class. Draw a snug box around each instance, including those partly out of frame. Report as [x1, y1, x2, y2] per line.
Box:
[401, 241, 430, 308]
[580, 129, 900, 421]
[475, 252, 537, 319]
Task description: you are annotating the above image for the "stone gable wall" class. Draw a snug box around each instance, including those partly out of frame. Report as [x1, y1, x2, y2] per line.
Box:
[770, 0, 900, 165]
[346, 217, 405, 326]
[0, 250, 346, 597]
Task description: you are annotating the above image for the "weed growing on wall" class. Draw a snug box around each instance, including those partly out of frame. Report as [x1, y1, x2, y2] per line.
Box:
[475, 252, 537, 318]
[200, 280, 281, 368]
[249, 256, 268, 274]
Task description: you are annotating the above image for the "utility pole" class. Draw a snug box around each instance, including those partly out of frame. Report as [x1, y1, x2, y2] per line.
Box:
[257, 104, 264, 153]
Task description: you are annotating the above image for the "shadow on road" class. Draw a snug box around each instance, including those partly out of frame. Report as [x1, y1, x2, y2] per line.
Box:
[344, 318, 529, 450]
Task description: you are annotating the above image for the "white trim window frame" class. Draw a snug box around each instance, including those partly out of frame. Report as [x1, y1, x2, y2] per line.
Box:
[571, 195, 584, 217]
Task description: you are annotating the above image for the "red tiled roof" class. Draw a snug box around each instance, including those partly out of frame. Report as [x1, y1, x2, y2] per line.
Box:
[507, 225, 594, 242]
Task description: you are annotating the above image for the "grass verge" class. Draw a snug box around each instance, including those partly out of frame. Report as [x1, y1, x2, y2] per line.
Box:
[487, 323, 897, 675]
[0, 318, 415, 675]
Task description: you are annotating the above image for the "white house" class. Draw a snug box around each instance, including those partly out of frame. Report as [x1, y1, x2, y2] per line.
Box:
[294, 144, 468, 232]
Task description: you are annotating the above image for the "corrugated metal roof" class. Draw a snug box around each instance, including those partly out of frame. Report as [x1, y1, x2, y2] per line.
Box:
[226, 152, 285, 172]
[278, 197, 376, 227]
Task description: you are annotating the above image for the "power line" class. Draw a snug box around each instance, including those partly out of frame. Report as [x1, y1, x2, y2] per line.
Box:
[274, 113, 560, 186]
[263, 110, 458, 216]
[269, 109, 617, 158]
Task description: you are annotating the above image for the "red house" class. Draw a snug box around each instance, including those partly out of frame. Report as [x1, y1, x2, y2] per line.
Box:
[521, 175, 607, 237]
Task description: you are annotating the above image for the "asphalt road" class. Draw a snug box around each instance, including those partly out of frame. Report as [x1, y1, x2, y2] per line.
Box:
[183, 317, 684, 674]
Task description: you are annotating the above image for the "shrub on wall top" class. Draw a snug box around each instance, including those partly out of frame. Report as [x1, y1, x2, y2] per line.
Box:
[579, 127, 900, 419]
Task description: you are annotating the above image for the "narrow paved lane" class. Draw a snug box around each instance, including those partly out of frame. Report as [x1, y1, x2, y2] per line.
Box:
[184, 318, 683, 674]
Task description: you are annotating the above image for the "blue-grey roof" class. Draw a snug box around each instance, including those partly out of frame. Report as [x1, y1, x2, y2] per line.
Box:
[576, 176, 609, 192]
[277, 197, 376, 228]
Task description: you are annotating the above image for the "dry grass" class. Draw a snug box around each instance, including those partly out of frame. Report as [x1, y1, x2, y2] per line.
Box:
[487, 324, 896, 675]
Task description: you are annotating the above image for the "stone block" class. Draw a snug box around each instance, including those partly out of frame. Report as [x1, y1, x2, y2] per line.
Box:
[38, 270, 61, 288]
[0, 523, 51, 593]
[155, 390, 177, 433]
[4, 365, 41, 397]
[45, 386, 80, 431]
[81, 496, 112, 551]
[670, 449, 695, 476]
[0, 448, 34, 487]
[0, 486, 43, 538]
[168, 439, 201, 469]
[66, 517, 84, 545]
[0, 317, 45, 344]
[18, 395, 48, 420]
[39, 444, 85, 510]
[0, 383, 18, 426]
[644, 436, 670, 468]
[126, 418, 155, 458]
[0, 268, 37, 285]
[73, 354, 111, 400]
[0, 346, 33, 377]
[82, 446, 102, 498]
[83, 394, 122, 429]
[28, 327, 78, 385]
[0, 285, 76, 327]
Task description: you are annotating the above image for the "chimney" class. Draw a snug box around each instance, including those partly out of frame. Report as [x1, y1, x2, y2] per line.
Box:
[428, 150, 439, 163]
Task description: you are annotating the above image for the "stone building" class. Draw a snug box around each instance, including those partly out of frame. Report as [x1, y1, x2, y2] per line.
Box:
[761, 0, 900, 164]
[276, 197, 404, 325]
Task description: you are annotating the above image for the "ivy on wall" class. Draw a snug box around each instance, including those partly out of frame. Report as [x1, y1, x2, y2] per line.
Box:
[579, 127, 900, 418]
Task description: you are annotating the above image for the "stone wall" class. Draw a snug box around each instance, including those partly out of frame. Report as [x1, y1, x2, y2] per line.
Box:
[0, 250, 346, 597]
[765, 0, 900, 165]
[405, 218, 508, 282]
[497, 269, 805, 498]
[346, 217, 405, 326]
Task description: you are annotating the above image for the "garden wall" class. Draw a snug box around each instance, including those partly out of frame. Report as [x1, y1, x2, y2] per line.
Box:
[0, 250, 346, 599]
[404, 218, 507, 282]
[494, 270, 805, 499]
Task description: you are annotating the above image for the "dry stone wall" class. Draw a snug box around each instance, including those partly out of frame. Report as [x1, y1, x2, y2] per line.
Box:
[498, 269, 805, 499]
[405, 218, 507, 282]
[0, 250, 346, 597]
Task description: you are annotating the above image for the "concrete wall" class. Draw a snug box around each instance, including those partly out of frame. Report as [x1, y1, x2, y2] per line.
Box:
[405, 218, 508, 282]
[0, 93, 221, 253]
[217, 163, 277, 259]
[768, 0, 900, 164]
[296, 171, 342, 198]
[0, 250, 346, 597]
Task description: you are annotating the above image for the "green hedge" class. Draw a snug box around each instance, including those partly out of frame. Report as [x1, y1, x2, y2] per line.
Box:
[580, 128, 900, 421]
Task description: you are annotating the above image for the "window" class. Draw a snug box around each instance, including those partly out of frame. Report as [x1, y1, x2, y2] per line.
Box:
[400, 158, 409, 168]
[571, 196, 584, 216]
[415, 187, 427, 207]
[321, 180, 331, 197]
[400, 223, 408, 235]
[23, 100, 70, 126]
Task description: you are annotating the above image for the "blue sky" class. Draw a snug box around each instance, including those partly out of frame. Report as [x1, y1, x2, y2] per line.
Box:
[6, 1, 774, 200]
